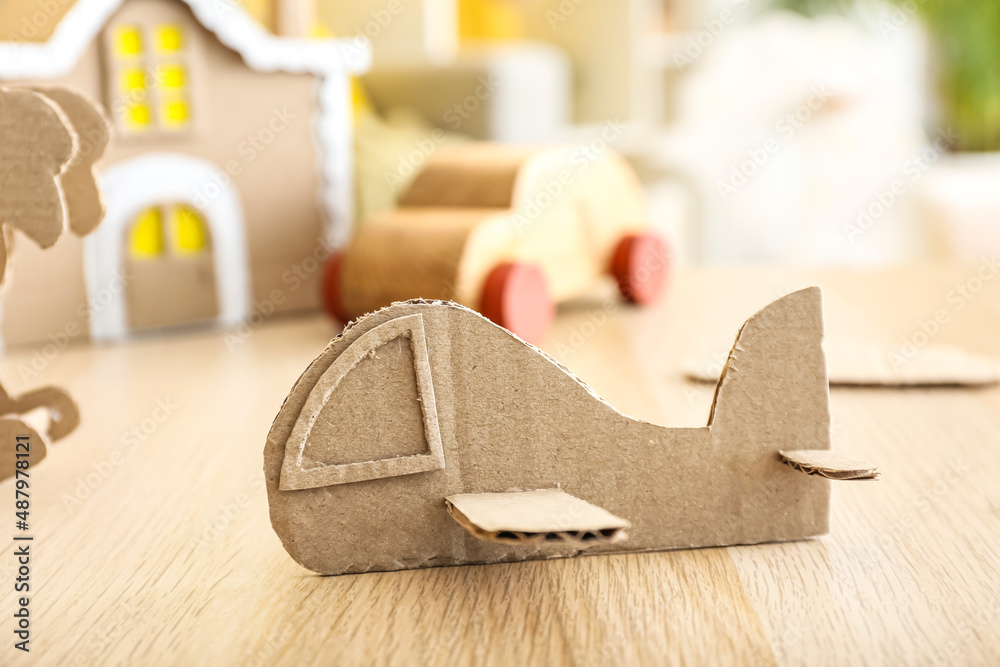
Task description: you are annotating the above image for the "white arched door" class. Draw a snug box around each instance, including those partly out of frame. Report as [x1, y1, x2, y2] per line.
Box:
[86, 153, 251, 342]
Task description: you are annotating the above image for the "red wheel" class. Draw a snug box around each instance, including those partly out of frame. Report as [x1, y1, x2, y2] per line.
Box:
[321, 252, 353, 324]
[611, 233, 670, 305]
[480, 263, 554, 345]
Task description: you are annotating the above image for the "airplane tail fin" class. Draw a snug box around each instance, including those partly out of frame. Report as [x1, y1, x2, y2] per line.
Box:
[708, 287, 832, 454]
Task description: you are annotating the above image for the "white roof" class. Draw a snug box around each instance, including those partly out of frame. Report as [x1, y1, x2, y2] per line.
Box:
[0, 0, 371, 79]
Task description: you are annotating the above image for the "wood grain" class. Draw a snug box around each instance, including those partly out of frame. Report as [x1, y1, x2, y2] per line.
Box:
[2, 265, 1000, 665]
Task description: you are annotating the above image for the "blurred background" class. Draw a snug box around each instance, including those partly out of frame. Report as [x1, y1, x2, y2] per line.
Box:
[3, 0, 1000, 344]
[304, 0, 1000, 269]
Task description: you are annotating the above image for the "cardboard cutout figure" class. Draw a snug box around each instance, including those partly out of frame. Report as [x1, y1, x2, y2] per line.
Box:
[0, 86, 110, 482]
[265, 287, 877, 576]
[0, 87, 78, 248]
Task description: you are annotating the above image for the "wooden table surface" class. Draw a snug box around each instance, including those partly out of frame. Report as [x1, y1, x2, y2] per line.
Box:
[2, 265, 1000, 666]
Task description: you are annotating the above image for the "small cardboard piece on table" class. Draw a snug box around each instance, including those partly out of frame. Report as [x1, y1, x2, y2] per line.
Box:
[265, 287, 877, 576]
[684, 341, 1000, 387]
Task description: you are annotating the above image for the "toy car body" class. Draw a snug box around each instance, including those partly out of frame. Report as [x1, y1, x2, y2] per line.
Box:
[325, 143, 669, 342]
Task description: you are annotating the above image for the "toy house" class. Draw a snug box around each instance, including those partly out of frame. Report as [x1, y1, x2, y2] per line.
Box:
[0, 0, 369, 346]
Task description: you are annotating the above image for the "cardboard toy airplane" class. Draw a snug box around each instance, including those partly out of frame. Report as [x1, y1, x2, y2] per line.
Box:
[265, 287, 878, 575]
[0, 85, 110, 482]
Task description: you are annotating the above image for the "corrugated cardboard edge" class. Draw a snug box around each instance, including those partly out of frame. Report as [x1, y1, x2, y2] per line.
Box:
[780, 450, 880, 481]
[445, 489, 630, 546]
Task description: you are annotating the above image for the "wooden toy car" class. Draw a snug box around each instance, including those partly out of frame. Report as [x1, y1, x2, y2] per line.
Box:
[323, 143, 669, 343]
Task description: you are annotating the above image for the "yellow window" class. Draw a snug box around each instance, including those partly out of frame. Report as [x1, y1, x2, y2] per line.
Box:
[156, 25, 183, 53]
[115, 25, 143, 57]
[125, 103, 152, 130]
[173, 206, 208, 254]
[159, 64, 185, 90]
[162, 99, 189, 128]
[109, 23, 195, 134]
[121, 68, 147, 93]
[129, 208, 164, 258]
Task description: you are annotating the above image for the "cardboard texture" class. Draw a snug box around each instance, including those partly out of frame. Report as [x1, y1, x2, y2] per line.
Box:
[265, 287, 877, 576]
[685, 341, 1000, 387]
[328, 142, 668, 342]
[0, 85, 110, 278]
[0, 87, 77, 249]
[279, 313, 446, 490]
[0, 85, 111, 276]
[0, 85, 106, 481]
[30, 86, 110, 237]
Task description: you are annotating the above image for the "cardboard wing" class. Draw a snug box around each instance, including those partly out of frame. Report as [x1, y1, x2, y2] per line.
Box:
[780, 449, 880, 480]
[265, 288, 878, 576]
[446, 489, 631, 545]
